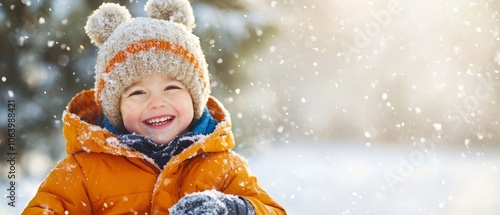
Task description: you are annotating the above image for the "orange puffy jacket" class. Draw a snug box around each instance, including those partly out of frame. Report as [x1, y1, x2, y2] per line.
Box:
[23, 89, 286, 214]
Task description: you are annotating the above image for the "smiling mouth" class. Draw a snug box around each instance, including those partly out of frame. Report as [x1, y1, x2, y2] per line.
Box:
[144, 116, 173, 126]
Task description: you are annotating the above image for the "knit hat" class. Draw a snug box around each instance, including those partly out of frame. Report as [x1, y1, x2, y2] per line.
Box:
[84, 0, 210, 129]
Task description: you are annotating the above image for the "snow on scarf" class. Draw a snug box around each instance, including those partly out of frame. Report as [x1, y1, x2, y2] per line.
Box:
[103, 108, 217, 169]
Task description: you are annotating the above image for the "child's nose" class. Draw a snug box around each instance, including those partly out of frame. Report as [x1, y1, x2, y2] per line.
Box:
[148, 96, 167, 109]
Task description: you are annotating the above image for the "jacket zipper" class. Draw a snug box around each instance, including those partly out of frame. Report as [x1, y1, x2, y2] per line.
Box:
[142, 159, 161, 175]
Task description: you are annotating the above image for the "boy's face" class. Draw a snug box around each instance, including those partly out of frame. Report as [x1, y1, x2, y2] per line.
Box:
[120, 74, 194, 145]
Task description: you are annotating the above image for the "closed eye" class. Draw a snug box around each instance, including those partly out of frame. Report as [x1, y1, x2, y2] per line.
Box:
[128, 90, 145, 97]
[165, 85, 182, 91]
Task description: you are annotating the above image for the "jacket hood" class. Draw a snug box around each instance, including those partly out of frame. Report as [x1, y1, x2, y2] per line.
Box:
[62, 89, 235, 159]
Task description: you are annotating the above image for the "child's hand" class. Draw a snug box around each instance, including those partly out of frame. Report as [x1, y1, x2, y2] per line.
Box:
[169, 189, 255, 215]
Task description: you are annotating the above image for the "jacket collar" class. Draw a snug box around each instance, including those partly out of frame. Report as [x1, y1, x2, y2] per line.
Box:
[62, 89, 235, 159]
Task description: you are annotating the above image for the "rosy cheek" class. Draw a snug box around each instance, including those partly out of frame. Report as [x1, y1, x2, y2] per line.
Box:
[121, 114, 132, 131]
[121, 104, 137, 132]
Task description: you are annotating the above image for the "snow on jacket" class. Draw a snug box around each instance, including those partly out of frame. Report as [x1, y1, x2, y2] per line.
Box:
[23, 89, 286, 215]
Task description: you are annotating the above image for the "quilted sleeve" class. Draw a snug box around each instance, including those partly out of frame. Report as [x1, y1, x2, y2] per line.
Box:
[222, 152, 286, 215]
[22, 155, 91, 214]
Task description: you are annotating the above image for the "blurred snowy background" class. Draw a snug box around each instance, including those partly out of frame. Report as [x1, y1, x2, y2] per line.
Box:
[1, 0, 500, 214]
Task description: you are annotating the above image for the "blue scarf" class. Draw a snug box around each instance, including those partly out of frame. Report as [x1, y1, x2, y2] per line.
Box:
[102, 108, 217, 169]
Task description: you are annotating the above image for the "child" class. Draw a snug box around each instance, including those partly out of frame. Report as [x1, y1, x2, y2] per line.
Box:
[23, 0, 286, 214]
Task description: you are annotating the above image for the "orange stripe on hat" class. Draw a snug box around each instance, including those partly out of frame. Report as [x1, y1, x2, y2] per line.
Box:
[95, 38, 206, 107]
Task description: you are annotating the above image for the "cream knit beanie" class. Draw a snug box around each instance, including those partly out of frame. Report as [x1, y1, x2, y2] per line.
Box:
[85, 0, 210, 129]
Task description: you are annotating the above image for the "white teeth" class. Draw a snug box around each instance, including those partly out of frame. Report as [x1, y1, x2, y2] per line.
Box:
[146, 116, 173, 125]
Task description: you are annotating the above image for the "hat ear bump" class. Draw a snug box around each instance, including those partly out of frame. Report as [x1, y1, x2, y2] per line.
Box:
[145, 0, 195, 31]
[85, 3, 132, 47]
